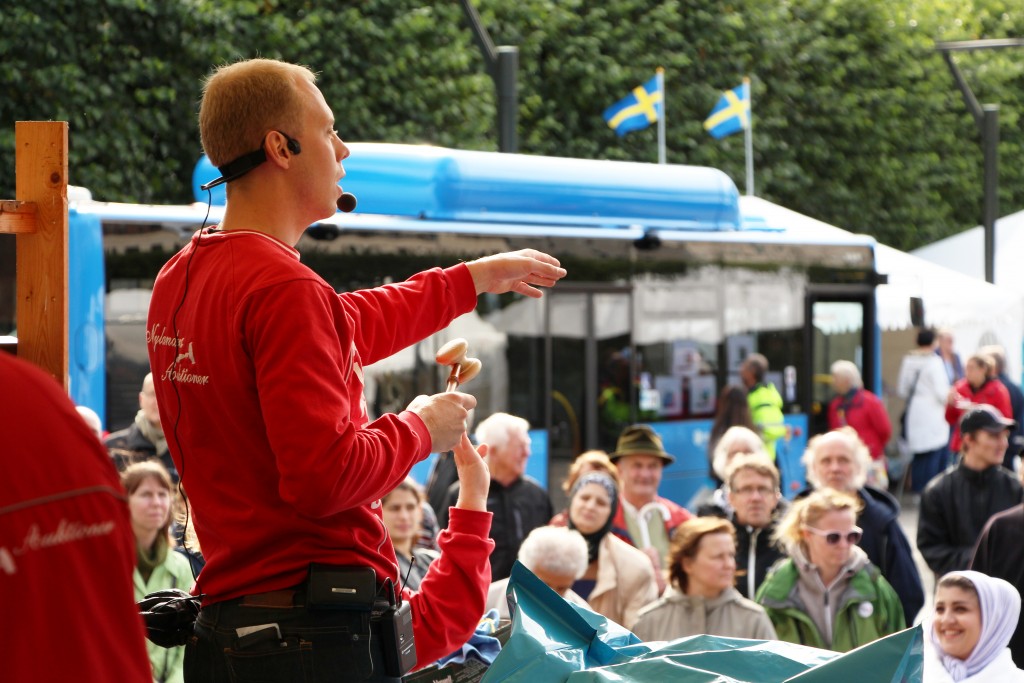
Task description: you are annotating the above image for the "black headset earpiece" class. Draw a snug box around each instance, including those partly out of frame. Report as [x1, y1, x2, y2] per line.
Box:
[200, 130, 302, 190]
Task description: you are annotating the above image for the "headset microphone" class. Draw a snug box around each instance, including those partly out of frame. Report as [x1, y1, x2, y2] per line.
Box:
[337, 192, 357, 213]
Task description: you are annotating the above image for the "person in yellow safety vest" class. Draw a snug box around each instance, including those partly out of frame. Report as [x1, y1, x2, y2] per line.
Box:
[739, 353, 787, 459]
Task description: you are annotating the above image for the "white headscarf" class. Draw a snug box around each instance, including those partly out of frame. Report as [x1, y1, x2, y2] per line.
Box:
[928, 570, 1021, 681]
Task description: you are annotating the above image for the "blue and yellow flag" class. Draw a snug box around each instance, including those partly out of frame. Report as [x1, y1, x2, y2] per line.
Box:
[704, 82, 750, 139]
[603, 74, 663, 137]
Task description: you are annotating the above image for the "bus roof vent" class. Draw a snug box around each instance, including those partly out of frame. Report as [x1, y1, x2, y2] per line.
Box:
[193, 143, 742, 231]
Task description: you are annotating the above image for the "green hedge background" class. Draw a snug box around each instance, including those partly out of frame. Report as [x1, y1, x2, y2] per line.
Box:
[1, 0, 1021, 250]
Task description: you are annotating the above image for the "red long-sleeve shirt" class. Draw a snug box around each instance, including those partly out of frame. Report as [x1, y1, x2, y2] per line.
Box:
[147, 228, 493, 665]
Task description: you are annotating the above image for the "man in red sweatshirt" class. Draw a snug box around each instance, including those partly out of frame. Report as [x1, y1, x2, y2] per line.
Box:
[146, 58, 566, 682]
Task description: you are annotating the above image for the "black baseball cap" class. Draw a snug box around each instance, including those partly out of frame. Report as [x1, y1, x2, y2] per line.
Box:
[959, 404, 1016, 435]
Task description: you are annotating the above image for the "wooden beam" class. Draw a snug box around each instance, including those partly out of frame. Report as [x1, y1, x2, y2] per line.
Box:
[0, 200, 38, 234]
[15, 121, 69, 388]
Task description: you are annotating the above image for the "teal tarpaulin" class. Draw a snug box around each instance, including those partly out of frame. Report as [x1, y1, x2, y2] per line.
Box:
[483, 562, 923, 683]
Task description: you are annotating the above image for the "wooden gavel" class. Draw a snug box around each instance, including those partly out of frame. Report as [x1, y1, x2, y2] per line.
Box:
[435, 338, 482, 392]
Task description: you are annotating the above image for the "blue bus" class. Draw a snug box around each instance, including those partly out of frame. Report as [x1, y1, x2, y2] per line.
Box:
[17, 143, 881, 508]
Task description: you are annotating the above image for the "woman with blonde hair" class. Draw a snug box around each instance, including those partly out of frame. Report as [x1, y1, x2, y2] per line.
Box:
[755, 488, 904, 652]
[123, 461, 195, 683]
[632, 517, 775, 642]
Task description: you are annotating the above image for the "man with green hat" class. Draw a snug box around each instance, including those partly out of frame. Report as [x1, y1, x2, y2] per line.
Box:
[609, 424, 692, 595]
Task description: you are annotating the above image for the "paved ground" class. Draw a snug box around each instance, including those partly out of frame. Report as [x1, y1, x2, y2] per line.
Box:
[894, 490, 934, 626]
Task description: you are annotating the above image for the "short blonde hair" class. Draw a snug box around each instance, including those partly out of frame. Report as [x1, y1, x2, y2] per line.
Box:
[199, 58, 316, 167]
[802, 427, 871, 491]
[725, 452, 780, 491]
[773, 488, 862, 551]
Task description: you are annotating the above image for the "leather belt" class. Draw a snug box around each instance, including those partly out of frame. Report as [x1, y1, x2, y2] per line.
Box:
[239, 587, 303, 608]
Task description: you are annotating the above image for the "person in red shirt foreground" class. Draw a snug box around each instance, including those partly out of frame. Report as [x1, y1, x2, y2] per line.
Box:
[146, 57, 566, 682]
[0, 353, 151, 682]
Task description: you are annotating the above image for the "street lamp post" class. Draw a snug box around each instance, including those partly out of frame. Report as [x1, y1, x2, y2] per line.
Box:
[936, 38, 1024, 284]
[459, 0, 518, 153]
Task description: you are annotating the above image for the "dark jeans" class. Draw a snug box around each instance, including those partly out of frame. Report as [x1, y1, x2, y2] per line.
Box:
[185, 595, 400, 683]
[911, 446, 949, 493]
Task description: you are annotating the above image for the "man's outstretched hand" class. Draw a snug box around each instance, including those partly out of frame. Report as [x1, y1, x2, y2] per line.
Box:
[466, 249, 567, 299]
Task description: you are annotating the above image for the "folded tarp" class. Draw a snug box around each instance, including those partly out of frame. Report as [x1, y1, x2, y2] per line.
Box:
[482, 562, 923, 683]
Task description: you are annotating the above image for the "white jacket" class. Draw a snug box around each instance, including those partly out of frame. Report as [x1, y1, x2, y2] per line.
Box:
[897, 350, 951, 453]
[924, 644, 1024, 682]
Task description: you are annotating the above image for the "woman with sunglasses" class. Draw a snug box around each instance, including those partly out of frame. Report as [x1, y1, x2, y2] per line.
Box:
[755, 488, 905, 651]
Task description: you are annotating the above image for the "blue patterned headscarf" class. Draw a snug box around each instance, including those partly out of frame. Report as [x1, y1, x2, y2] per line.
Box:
[567, 472, 619, 564]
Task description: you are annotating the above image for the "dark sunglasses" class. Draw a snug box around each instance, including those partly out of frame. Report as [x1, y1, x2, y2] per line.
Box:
[805, 526, 863, 545]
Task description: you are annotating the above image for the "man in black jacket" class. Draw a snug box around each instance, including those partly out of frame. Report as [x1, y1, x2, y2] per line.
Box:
[104, 372, 177, 482]
[439, 412, 552, 581]
[971, 499, 1024, 666]
[918, 405, 1024, 578]
[702, 453, 787, 600]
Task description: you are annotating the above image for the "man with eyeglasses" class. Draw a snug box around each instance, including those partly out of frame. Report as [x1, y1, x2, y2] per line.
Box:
[918, 405, 1024, 579]
[801, 428, 924, 624]
[704, 453, 787, 600]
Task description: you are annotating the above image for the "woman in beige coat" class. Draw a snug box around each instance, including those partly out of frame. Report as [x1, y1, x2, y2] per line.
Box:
[565, 471, 659, 629]
[632, 517, 776, 642]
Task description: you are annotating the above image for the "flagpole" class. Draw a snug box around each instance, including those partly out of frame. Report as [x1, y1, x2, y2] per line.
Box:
[744, 76, 753, 195]
[657, 67, 666, 164]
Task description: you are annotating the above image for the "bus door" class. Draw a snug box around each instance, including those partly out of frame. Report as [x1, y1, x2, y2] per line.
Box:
[804, 288, 877, 438]
[541, 284, 632, 508]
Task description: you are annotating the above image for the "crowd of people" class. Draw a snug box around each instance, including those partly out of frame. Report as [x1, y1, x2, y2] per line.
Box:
[10, 55, 1024, 682]
[89, 345, 1024, 681]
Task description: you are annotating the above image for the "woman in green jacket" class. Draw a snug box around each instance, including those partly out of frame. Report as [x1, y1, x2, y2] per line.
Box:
[124, 461, 196, 683]
[755, 488, 905, 652]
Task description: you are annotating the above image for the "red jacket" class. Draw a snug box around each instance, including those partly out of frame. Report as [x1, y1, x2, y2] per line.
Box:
[946, 378, 1014, 453]
[828, 388, 892, 459]
[147, 228, 493, 665]
[2, 354, 151, 682]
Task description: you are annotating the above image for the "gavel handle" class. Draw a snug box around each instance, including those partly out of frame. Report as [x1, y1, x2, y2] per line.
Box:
[445, 366, 461, 392]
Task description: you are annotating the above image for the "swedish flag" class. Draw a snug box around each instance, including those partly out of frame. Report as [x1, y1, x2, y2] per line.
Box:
[603, 74, 663, 137]
[704, 82, 750, 139]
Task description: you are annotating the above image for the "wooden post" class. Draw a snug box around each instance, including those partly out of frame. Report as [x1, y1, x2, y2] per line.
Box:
[1, 122, 69, 387]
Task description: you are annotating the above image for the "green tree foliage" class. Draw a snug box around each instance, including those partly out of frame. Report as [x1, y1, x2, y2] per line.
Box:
[0, 0, 1021, 249]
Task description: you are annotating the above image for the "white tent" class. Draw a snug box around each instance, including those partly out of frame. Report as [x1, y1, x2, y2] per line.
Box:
[908, 210, 1024, 379]
[912, 209, 1024, 288]
[875, 244, 1023, 379]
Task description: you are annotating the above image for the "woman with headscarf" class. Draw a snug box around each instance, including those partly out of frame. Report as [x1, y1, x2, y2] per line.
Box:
[926, 570, 1024, 682]
[560, 471, 659, 628]
[632, 517, 776, 642]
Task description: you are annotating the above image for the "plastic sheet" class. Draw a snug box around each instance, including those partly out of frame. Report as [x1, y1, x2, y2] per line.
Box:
[482, 562, 923, 683]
